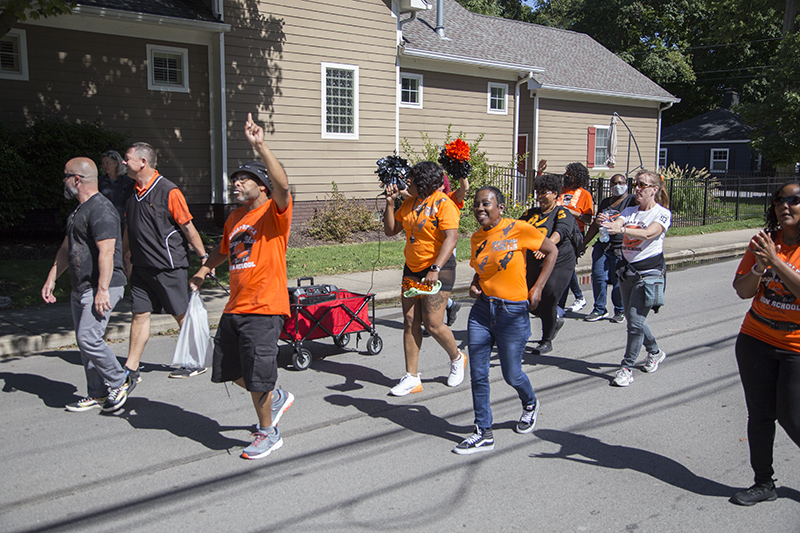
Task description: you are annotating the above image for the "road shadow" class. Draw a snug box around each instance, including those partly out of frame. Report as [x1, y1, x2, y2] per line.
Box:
[326, 394, 470, 444]
[114, 397, 249, 451]
[310, 357, 395, 391]
[533, 429, 735, 497]
[524, 351, 617, 384]
[0, 372, 77, 408]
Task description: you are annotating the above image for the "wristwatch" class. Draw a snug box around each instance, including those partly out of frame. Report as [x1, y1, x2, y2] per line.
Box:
[200, 253, 209, 260]
[429, 264, 441, 272]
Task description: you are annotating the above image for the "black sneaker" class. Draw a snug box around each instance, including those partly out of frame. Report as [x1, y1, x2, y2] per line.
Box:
[168, 367, 207, 379]
[610, 312, 625, 323]
[102, 375, 132, 412]
[446, 301, 462, 327]
[584, 310, 609, 322]
[531, 341, 552, 355]
[553, 316, 565, 339]
[516, 400, 540, 434]
[453, 427, 494, 455]
[731, 482, 777, 506]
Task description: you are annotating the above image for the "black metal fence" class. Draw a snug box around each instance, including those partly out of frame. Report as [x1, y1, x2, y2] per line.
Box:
[485, 167, 798, 228]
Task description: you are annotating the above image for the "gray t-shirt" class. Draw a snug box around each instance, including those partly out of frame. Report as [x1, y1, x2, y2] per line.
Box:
[66, 193, 126, 293]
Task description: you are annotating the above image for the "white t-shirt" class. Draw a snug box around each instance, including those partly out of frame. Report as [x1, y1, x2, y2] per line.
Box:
[619, 204, 671, 268]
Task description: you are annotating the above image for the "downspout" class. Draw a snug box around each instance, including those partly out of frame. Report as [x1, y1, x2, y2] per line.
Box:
[657, 101, 674, 170]
[513, 71, 534, 202]
[436, 0, 445, 38]
[219, 31, 228, 204]
[398, 10, 417, 31]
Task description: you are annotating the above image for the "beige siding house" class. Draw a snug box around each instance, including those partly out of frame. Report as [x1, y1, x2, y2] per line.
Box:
[1, 0, 677, 226]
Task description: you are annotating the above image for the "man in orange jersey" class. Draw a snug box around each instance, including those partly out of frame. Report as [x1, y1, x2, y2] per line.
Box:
[190, 113, 293, 460]
[122, 142, 209, 384]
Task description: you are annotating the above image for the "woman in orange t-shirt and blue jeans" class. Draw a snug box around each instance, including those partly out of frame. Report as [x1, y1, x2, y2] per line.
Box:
[731, 181, 800, 506]
[383, 162, 466, 397]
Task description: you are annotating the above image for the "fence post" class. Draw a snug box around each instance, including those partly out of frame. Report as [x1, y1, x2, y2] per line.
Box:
[735, 174, 740, 221]
[702, 177, 708, 225]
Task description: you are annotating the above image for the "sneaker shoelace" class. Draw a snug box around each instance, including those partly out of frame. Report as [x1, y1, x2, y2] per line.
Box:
[449, 356, 462, 375]
[463, 431, 484, 445]
[521, 407, 535, 424]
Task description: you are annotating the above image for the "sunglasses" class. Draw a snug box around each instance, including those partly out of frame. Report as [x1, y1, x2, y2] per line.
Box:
[634, 181, 654, 189]
[773, 195, 800, 206]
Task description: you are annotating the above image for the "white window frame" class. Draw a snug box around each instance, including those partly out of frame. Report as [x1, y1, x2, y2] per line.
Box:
[711, 148, 729, 172]
[147, 44, 189, 93]
[593, 125, 610, 168]
[400, 73, 423, 109]
[0, 28, 29, 81]
[321, 62, 359, 140]
[487, 82, 508, 115]
[658, 148, 668, 169]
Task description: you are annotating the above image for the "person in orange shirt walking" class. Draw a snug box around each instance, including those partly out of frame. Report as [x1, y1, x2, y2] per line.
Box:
[383, 161, 466, 396]
[453, 186, 557, 454]
[730, 181, 800, 505]
[190, 113, 293, 460]
[559, 162, 594, 314]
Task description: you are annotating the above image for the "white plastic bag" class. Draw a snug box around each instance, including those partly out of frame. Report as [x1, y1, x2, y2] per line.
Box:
[172, 291, 213, 368]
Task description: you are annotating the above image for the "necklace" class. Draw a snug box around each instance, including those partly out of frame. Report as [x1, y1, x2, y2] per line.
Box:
[409, 197, 428, 244]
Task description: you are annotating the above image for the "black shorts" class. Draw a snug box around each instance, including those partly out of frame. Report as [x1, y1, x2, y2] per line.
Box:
[211, 313, 284, 393]
[130, 266, 189, 316]
[402, 254, 457, 292]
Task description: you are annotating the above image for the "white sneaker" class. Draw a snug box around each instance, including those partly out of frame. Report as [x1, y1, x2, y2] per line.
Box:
[568, 297, 587, 312]
[613, 367, 633, 387]
[643, 350, 666, 373]
[446, 351, 467, 387]
[390, 373, 423, 396]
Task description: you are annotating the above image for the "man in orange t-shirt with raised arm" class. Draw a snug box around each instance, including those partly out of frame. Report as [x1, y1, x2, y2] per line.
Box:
[190, 113, 293, 461]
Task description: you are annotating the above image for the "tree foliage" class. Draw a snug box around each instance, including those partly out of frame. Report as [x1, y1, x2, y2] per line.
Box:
[0, 0, 74, 38]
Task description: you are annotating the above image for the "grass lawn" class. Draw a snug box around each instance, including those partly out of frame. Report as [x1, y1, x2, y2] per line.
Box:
[1, 218, 764, 309]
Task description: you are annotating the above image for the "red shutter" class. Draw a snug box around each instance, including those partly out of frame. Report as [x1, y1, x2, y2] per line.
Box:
[587, 127, 596, 167]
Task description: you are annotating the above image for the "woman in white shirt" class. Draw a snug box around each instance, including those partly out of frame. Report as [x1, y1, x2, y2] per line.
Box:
[601, 169, 671, 387]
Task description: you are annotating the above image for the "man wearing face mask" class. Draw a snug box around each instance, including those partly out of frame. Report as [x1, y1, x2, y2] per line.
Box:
[42, 158, 132, 413]
[583, 174, 636, 322]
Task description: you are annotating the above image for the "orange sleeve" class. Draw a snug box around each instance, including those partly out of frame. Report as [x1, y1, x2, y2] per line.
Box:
[168, 188, 193, 225]
[576, 188, 594, 215]
[448, 191, 464, 210]
[736, 249, 756, 275]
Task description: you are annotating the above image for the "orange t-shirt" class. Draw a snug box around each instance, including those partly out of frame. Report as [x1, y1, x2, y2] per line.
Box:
[560, 187, 593, 232]
[134, 171, 193, 225]
[448, 190, 465, 210]
[220, 198, 293, 316]
[470, 218, 546, 301]
[395, 190, 460, 271]
[737, 231, 800, 352]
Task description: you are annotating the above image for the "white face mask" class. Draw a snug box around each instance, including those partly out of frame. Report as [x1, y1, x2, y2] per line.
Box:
[612, 184, 627, 196]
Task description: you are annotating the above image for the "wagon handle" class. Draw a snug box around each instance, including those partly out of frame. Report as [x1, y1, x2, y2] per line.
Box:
[296, 276, 315, 286]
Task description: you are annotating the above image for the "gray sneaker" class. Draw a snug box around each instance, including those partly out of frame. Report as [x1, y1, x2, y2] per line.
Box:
[270, 389, 294, 427]
[452, 427, 494, 455]
[610, 312, 625, 323]
[102, 375, 132, 412]
[643, 350, 666, 373]
[241, 427, 283, 460]
[584, 310, 609, 322]
[516, 400, 541, 434]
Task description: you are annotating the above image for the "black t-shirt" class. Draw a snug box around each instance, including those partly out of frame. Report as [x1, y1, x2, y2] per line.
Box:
[595, 193, 636, 250]
[98, 174, 134, 228]
[66, 193, 126, 293]
[519, 205, 577, 284]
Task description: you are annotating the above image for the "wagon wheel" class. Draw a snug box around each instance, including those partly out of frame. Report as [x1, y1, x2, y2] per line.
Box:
[292, 348, 312, 370]
[366, 335, 383, 355]
[333, 333, 351, 348]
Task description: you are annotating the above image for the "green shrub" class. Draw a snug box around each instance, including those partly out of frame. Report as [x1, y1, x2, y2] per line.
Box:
[661, 163, 718, 219]
[306, 182, 381, 242]
[0, 118, 129, 231]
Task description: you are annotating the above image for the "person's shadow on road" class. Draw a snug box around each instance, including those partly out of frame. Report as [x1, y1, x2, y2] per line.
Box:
[115, 397, 250, 451]
[325, 394, 470, 444]
[0, 372, 77, 408]
[532, 429, 736, 497]
[525, 352, 618, 383]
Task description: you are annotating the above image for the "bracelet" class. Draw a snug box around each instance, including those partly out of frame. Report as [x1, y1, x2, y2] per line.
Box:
[751, 265, 766, 276]
[200, 253, 209, 260]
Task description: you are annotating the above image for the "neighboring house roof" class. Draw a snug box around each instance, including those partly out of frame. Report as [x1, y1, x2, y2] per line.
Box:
[661, 108, 753, 143]
[400, 0, 677, 103]
[76, 0, 218, 23]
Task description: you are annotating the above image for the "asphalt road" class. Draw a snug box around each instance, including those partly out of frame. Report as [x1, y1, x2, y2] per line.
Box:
[1, 259, 798, 532]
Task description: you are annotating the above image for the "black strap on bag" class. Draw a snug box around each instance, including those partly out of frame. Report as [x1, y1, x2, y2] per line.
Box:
[617, 255, 667, 313]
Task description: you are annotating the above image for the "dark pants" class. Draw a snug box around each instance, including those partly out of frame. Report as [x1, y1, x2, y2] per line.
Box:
[531, 262, 573, 342]
[735, 333, 800, 484]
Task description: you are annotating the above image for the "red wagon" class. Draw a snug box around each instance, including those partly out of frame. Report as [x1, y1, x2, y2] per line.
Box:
[280, 277, 383, 370]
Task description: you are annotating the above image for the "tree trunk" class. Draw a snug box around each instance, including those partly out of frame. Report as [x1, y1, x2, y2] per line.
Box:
[785, 0, 800, 34]
[0, 10, 20, 39]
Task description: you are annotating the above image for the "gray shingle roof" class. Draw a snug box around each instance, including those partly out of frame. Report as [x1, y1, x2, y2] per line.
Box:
[401, 0, 677, 102]
[661, 108, 752, 143]
[76, 0, 218, 23]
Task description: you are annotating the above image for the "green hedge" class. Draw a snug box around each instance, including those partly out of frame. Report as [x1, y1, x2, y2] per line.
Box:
[0, 118, 129, 231]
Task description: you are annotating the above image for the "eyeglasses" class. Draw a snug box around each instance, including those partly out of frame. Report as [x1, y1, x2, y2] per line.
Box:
[535, 190, 554, 196]
[63, 172, 85, 180]
[634, 182, 654, 189]
[773, 195, 800, 207]
[230, 175, 255, 184]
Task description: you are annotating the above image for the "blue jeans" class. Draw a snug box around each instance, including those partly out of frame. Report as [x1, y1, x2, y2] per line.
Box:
[619, 274, 661, 369]
[590, 244, 624, 315]
[468, 295, 536, 430]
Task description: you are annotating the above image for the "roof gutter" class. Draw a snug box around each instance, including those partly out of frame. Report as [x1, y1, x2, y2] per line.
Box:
[513, 71, 534, 200]
[534, 82, 680, 104]
[71, 5, 231, 32]
[401, 47, 545, 73]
